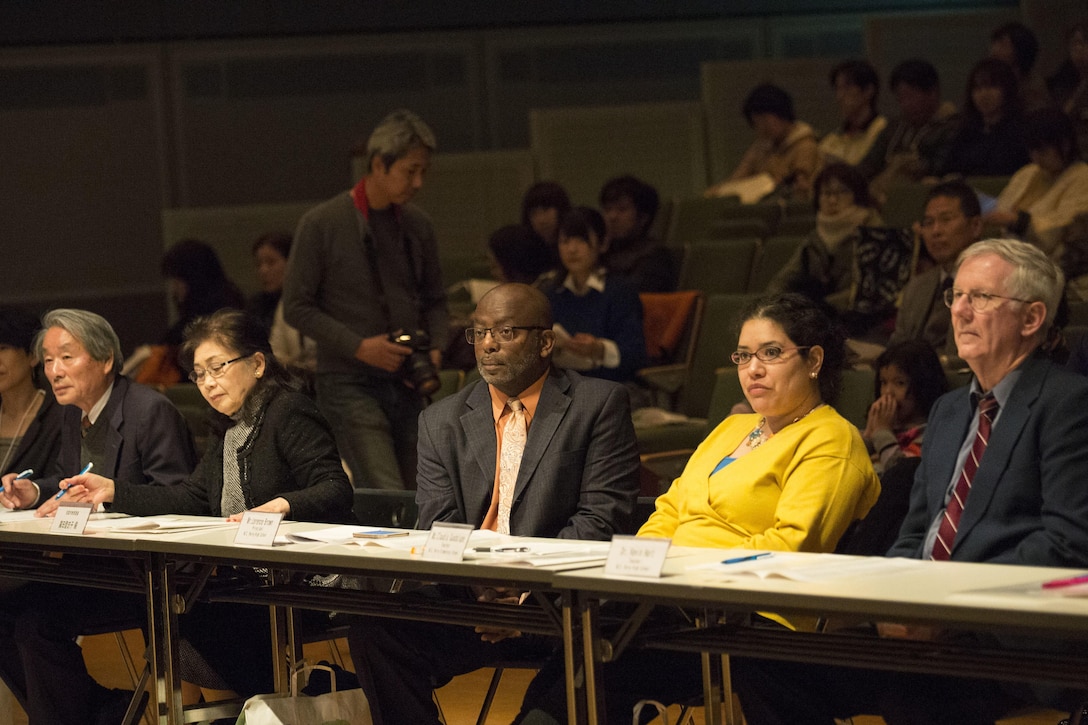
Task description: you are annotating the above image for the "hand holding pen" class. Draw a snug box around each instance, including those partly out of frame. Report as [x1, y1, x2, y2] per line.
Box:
[0, 469, 36, 510]
[54, 462, 93, 500]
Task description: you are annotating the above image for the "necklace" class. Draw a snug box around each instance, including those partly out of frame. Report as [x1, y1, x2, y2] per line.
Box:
[0, 389, 45, 474]
[746, 403, 825, 450]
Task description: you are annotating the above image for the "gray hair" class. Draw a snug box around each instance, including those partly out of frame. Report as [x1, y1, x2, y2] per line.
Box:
[35, 309, 123, 377]
[956, 238, 1064, 327]
[366, 109, 437, 171]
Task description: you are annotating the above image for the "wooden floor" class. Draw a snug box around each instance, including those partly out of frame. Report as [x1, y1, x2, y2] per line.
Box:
[5, 632, 1069, 724]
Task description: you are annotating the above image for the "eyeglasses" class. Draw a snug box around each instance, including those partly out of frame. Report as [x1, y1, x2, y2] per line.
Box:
[731, 346, 810, 366]
[942, 287, 1032, 313]
[465, 326, 549, 344]
[188, 354, 252, 383]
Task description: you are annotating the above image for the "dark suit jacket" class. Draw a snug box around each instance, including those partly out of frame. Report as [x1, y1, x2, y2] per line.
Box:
[113, 388, 352, 523]
[415, 368, 640, 540]
[889, 353, 1088, 567]
[36, 375, 197, 502]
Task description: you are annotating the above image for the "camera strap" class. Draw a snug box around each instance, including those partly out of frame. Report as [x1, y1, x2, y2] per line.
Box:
[351, 179, 424, 335]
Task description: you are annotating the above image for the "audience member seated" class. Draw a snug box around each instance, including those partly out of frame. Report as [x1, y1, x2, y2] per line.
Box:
[539, 207, 648, 383]
[1061, 212, 1088, 301]
[731, 238, 1088, 725]
[819, 59, 887, 167]
[935, 57, 1029, 178]
[0, 307, 61, 482]
[767, 162, 883, 310]
[520, 180, 571, 265]
[346, 282, 640, 725]
[248, 232, 317, 372]
[857, 59, 959, 202]
[986, 107, 1088, 256]
[247, 231, 291, 331]
[488, 223, 554, 286]
[598, 174, 677, 293]
[861, 340, 947, 475]
[0, 309, 197, 724]
[516, 292, 880, 723]
[50, 308, 353, 705]
[889, 180, 983, 361]
[146, 238, 245, 385]
[1047, 20, 1088, 159]
[706, 83, 819, 200]
[989, 21, 1049, 112]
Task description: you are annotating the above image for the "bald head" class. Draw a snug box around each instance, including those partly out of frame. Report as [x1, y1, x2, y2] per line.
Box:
[471, 283, 556, 396]
[477, 283, 553, 328]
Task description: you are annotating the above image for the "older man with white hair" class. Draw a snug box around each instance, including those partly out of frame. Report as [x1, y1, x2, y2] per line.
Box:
[732, 239, 1088, 725]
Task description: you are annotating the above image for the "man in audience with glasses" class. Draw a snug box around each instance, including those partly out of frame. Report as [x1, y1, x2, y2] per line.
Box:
[888, 180, 983, 364]
[347, 282, 640, 725]
[732, 239, 1088, 725]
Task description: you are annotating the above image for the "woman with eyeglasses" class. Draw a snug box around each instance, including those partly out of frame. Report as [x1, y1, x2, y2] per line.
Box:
[640, 292, 879, 557]
[518, 293, 880, 724]
[57, 308, 352, 704]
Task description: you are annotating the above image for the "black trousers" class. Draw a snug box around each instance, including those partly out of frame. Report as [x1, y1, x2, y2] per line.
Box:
[345, 587, 558, 725]
[0, 581, 145, 724]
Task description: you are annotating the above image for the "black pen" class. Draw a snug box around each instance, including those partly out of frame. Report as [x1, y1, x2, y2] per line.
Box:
[473, 546, 530, 553]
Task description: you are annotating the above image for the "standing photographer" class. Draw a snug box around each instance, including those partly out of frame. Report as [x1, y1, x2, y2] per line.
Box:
[284, 110, 448, 490]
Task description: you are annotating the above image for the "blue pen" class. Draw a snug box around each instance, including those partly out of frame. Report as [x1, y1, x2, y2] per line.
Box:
[54, 462, 93, 500]
[0, 468, 34, 494]
[721, 552, 773, 565]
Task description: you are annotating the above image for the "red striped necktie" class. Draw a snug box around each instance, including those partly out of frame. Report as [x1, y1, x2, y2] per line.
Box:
[931, 393, 999, 561]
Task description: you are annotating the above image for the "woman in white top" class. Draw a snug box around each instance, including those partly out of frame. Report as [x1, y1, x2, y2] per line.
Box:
[987, 107, 1088, 256]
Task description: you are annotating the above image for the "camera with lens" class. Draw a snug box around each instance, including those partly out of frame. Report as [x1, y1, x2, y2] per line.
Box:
[390, 329, 441, 397]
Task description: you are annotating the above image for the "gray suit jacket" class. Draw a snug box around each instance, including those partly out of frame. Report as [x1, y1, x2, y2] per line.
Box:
[889, 353, 1088, 566]
[889, 266, 955, 357]
[415, 368, 640, 540]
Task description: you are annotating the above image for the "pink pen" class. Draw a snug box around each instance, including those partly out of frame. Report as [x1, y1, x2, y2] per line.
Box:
[1041, 573, 1088, 589]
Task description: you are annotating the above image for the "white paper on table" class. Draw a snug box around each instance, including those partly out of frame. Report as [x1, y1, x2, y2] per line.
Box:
[463, 537, 611, 568]
[688, 552, 918, 582]
[89, 516, 234, 534]
[285, 525, 414, 544]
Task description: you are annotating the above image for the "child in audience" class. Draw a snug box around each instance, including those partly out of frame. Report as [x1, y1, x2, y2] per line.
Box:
[861, 340, 947, 473]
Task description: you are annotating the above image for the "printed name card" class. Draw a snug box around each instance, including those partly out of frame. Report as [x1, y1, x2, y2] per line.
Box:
[50, 503, 94, 535]
[234, 511, 284, 546]
[604, 535, 670, 578]
[420, 522, 474, 562]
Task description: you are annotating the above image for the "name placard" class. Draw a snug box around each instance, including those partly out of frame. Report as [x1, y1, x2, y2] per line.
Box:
[234, 511, 284, 546]
[50, 503, 94, 535]
[420, 522, 474, 562]
[604, 535, 670, 578]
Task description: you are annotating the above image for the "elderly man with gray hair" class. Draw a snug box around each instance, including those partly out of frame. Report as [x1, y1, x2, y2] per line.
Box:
[0, 308, 196, 724]
[732, 239, 1088, 724]
[283, 109, 448, 491]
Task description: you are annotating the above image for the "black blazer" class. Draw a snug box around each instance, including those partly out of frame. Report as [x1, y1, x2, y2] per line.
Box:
[2, 390, 63, 478]
[113, 387, 353, 523]
[415, 368, 640, 540]
[36, 376, 196, 501]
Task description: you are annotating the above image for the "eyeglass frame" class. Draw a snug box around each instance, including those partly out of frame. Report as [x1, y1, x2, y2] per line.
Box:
[731, 346, 811, 367]
[942, 287, 1033, 313]
[188, 353, 253, 383]
[464, 325, 550, 345]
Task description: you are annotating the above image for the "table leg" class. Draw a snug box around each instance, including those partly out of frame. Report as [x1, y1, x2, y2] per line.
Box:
[146, 553, 182, 725]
